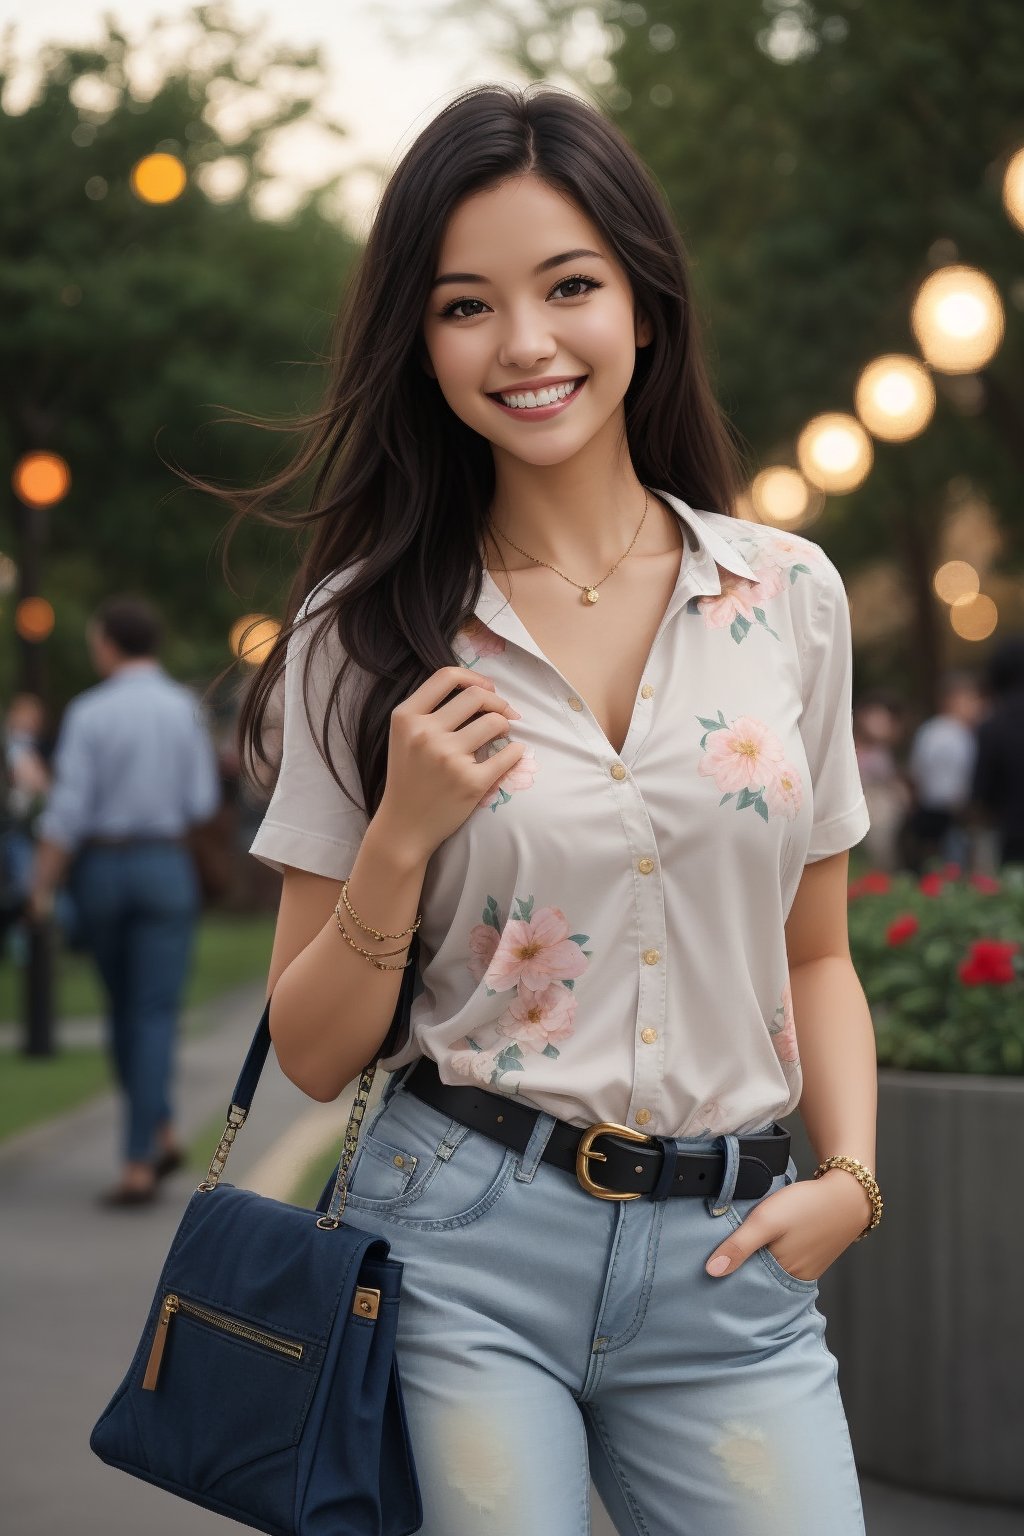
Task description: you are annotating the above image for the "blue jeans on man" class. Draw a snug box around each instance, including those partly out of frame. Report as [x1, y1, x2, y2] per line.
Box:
[68, 840, 201, 1163]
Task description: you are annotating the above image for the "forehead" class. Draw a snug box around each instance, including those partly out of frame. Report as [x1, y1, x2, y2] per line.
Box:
[436, 174, 603, 265]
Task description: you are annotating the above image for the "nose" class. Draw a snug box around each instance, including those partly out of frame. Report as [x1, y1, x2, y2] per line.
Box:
[497, 303, 557, 372]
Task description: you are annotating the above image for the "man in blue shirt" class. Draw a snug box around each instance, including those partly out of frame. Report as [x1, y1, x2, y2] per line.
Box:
[28, 596, 222, 1205]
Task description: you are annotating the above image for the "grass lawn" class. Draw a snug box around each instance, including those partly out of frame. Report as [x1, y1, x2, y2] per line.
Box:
[0, 912, 277, 1144]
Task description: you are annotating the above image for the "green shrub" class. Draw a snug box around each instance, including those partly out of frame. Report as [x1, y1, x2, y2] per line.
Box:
[848, 863, 1024, 1074]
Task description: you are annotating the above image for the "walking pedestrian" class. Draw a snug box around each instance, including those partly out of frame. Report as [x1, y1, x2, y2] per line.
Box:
[902, 671, 982, 874]
[27, 595, 221, 1205]
[232, 85, 878, 1534]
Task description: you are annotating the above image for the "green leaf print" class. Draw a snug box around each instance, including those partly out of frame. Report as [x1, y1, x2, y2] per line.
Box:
[542, 1043, 560, 1059]
[720, 792, 735, 805]
[752, 609, 780, 640]
[753, 794, 769, 822]
[483, 895, 501, 931]
[730, 614, 751, 643]
[514, 895, 535, 922]
[788, 563, 812, 583]
[735, 786, 759, 809]
[494, 1044, 525, 1073]
[568, 933, 590, 946]
[696, 714, 727, 732]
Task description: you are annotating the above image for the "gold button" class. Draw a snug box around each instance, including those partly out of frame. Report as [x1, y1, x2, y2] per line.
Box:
[635, 1108, 652, 1126]
[393, 1155, 405, 1167]
[643, 948, 661, 965]
[640, 683, 655, 699]
[568, 695, 583, 711]
[610, 763, 627, 780]
[641, 1027, 658, 1044]
[637, 857, 654, 875]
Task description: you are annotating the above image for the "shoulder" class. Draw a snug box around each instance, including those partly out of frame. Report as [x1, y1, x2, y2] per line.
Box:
[702, 511, 849, 618]
[295, 561, 366, 628]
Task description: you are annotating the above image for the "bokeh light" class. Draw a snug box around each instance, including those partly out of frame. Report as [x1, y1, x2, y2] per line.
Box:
[12, 451, 71, 507]
[934, 560, 980, 605]
[0, 553, 18, 596]
[750, 466, 823, 526]
[950, 592, 997, 641]
[910, 265, 1004, 373]
[1002, 146, 1024, 233]
[131, 152, 188, 205]
[855, 354, 936, 441]
[796, 413, 873, 493]
[15, 597, 55, 641]
[230, 614, 280, 666]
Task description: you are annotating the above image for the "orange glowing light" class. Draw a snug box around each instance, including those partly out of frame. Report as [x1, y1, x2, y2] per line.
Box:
[131, 153, 187, 205]
[13, 452, 71, 507]
[16, 597, 55, 641]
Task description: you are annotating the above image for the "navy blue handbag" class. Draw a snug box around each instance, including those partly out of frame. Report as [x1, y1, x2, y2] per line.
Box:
[89, 935, 423, 1535]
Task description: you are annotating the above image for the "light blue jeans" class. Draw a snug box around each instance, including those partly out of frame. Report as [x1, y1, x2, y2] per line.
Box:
[333, 1065, 866, 1536]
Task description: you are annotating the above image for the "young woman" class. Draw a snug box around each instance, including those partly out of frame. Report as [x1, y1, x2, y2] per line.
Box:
[235, 83, 879, 1536]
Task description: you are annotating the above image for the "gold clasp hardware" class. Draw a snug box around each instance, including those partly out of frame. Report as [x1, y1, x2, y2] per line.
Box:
[198, 1103, 248, 1192]
[576, 1122, 654, 1200]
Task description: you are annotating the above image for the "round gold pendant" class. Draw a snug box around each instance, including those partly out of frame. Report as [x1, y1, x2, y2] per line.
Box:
[584, 588, 600, 605]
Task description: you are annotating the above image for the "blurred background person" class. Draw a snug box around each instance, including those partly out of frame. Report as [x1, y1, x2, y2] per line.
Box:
[853, 695, 912, 873]
[1, 693, 51, 955]
[26, 595, 222, 1205]
[901, 671, 983, 874]
[969, 634, 1024, 872]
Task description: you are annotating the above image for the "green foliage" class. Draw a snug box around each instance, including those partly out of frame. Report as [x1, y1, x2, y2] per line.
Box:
[1, 7, 360, 706]
[847, 866, 1024, 1073]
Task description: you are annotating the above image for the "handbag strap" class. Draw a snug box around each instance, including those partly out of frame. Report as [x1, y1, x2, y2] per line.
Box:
[198, 931, 421, 1208]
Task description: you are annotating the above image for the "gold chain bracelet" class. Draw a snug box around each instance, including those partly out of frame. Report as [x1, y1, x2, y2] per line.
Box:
[332, 904, 415, 970]
[812, 1155, 883, 1240]
[339, 876, 421, 942]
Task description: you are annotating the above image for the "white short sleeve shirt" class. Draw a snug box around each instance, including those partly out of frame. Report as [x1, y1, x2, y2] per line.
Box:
[250, 490, 869, 1137]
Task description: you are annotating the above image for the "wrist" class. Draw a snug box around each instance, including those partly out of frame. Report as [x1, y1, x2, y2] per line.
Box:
[365, 805, 432, 876]
[815, 1165, 876, 1229]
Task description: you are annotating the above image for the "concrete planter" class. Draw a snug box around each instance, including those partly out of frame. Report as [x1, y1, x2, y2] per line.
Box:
[782, 1068, 1024, 1506]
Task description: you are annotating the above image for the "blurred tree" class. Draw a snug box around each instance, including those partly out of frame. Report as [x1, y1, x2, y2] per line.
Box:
[0, 5, 359, 711]
[421, 0, 1024, 704]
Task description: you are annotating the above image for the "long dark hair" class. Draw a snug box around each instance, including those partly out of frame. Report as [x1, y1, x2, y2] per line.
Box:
[203, 82, 746, 822]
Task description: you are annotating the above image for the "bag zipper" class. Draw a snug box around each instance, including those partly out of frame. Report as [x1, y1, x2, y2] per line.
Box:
[142, 1293, 304, 1391]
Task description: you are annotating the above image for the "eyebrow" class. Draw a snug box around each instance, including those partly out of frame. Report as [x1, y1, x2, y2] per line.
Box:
[430, 248, 606, 291]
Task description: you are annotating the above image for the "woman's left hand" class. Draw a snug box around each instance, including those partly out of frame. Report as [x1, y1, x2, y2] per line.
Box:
[705, 1170, 872, 1282]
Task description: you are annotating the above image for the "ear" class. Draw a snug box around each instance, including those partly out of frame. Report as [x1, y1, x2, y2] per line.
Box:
[635, 309, 654, 349]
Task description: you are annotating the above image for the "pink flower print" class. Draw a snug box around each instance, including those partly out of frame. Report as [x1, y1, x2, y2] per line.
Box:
[762, 761, 803, 821]
[764, 534, 821, 571]
[695, 568, 782, 645]
[496, 982, 577, 1052]
[454, 616, 507, 662]
[697, 571, 760, 630]
[449, 1046, 502, 1084]
[484, 904, 589, 995]
[769, 979, 799, 1065]
[698, 714, 786, 795]
[466, 922, 501, 984]
[476, 741, 538, 811]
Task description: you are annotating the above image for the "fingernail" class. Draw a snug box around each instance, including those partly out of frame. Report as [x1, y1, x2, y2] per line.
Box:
[706, 1255, 731, 1276]
[508, 708, 523, 720]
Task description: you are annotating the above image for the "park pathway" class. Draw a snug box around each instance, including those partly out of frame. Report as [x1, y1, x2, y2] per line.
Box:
[2, 981, 1020, 1535]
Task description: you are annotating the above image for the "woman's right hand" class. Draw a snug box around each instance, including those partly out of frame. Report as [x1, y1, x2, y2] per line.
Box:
[376, 666, 527, 864]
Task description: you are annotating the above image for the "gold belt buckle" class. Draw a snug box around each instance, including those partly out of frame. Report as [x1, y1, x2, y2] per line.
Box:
[576, 1122, 656, 1200]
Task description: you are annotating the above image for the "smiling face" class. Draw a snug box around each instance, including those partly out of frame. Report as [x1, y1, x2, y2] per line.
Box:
[421, 173, 652, 469]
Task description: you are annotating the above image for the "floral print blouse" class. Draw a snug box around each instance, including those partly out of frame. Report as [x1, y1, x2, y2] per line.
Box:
[249, 490, 869, 1138]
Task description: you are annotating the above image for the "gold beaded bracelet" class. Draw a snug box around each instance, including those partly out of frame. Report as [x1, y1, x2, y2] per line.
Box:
[332, 904, 415, 970]
[339, 876, 421, 942]
[812, 1155, 883, 1240]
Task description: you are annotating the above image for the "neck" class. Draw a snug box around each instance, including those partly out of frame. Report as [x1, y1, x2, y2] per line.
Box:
[484, 452, 676, 576]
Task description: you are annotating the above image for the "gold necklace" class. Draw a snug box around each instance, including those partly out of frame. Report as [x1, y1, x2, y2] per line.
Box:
[489, 485, 650, 606]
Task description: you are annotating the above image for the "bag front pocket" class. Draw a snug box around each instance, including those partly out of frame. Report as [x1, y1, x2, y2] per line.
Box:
[134, 1291, 320, 1498]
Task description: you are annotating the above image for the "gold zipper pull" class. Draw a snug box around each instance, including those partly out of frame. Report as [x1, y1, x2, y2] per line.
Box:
[142, 1294, 178, 1391]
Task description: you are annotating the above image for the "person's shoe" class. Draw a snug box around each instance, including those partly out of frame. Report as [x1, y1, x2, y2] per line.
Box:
[98, 1182, 157, 1208]
[153, 1147, 186, 1180]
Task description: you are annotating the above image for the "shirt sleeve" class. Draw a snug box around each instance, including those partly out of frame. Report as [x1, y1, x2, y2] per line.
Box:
[248, 575, 371, 879]
[34, 700, 96, 853]
[796, 552, 871, 864]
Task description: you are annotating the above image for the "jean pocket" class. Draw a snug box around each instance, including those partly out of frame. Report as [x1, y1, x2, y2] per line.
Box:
[722, 1164, 820, 1293]
[343, 1089, 517, 1230]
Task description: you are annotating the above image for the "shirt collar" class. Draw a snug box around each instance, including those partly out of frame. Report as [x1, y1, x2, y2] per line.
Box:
[471, 488, 757, 655]
[106, 660, 163, 683]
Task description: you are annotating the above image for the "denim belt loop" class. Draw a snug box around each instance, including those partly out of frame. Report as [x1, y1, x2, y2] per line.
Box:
[706, 1132, 741, 1218]
[514, 1111, 559, 1184]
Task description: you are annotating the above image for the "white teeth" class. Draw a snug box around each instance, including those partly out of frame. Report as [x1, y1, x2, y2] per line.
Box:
[498, 378, 581, 409]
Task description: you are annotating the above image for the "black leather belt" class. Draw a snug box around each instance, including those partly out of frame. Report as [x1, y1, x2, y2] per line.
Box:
[401, 1056, 791, 1201]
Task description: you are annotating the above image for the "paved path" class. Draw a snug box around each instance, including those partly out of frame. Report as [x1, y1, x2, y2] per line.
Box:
[2, 985, 1021, 1535]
